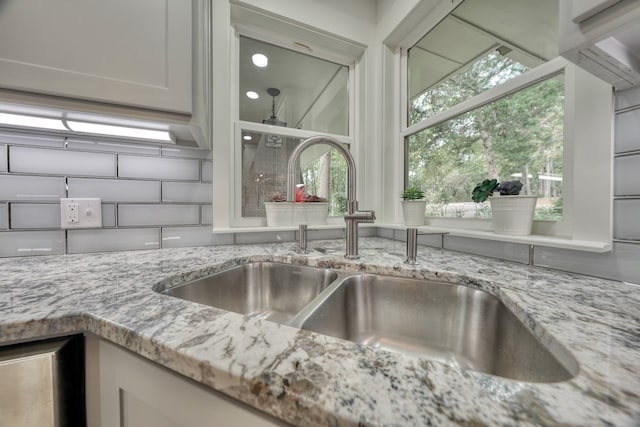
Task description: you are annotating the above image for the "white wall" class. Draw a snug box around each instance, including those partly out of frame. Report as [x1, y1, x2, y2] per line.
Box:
[233, 0, 376, 45]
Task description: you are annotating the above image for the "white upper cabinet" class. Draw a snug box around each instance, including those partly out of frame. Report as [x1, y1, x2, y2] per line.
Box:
[0, 0, 192, 114]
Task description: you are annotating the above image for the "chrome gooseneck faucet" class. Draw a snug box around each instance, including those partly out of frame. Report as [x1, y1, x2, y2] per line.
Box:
[287, 135, 375, 259]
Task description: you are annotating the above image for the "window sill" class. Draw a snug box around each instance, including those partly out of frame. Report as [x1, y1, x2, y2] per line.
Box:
[380, 223, 612, 253]
[212, 223, 376, 233]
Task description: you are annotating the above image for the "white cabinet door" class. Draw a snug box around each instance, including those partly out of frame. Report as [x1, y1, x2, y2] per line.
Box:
[85, 336, 287, 427]
[0, 0, 192, 114]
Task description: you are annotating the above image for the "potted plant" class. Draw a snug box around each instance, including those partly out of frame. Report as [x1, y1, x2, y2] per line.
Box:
[400, 186, 427, 226]
[294, 194, 329, 225]
[472, 179, 537, 235]
[264, 193, 293, 227]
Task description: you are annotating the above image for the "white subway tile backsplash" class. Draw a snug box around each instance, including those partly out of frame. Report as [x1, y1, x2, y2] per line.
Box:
[201, 205, 212, 225]
[419, 233, 446, 248]
[235, 230, 295, 244]
[102, 204, 116, 227]
[118, 204, 200, 226]
[0, 145, 7, 171]
[161, 226, 231, 248]
[444, 235, 530, 264]
[161, 146, 211, 159]
[66, 138, 161, 155]
[10, 203, 60, 229]
[0, 230, 65, 257]
[0, 175, 65, 201]
[0, 203, 7, 229]
[614, 155, 640, 196]
[68, 178, 160, 202]
[615, 109, 640, 154]
[359, 227, 377, 238]
[201, 160, 213, 182]
[162, 182, 212, 203]
[305, 227, 345, 241]
[0, 129, 213, 256]
[118, 155, 200, 180]
[376, 227, 394, 239]
[0, 131, 64, 147]
[615, 86, 640, 111]
[614, 199, 640, 240]
[68, 228, 160, 254]
[10, 146, 116, 176]
[534, 242, 640, 284]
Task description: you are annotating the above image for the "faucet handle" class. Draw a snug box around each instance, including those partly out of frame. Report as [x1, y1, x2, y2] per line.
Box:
[345, 209, 376, 223]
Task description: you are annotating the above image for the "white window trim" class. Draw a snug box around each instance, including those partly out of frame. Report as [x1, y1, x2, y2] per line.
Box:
[390, 13, 613, 251]
[224, 17, 360, 229]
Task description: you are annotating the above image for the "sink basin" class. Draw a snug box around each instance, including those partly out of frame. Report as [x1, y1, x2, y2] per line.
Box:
[163, 262, 338, 324]
[299, 274, 577, 382]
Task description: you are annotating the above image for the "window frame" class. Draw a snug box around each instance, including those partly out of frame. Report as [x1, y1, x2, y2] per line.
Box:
[228, 24, 358, 228]
[392, 4, 614, 249]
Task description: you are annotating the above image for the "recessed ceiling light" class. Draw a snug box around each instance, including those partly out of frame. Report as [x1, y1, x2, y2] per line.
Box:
[246, 91, 259, 99]
[243, 135, 252, 140]
[251, 53, 268, 68]
[0, 112, 66, 131]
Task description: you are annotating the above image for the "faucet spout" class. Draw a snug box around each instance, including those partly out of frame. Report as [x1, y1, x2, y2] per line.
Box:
[286, 135, 374, 259]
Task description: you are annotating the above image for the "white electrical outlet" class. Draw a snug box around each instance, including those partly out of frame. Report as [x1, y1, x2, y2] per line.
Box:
[60, 198, 102, 229]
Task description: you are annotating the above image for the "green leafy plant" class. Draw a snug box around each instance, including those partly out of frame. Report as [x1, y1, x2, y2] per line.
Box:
[471, 179, 499, 203]
[401, 186, 425, 201]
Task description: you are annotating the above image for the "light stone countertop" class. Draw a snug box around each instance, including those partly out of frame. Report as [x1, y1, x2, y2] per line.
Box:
[0, 237, 639, 426]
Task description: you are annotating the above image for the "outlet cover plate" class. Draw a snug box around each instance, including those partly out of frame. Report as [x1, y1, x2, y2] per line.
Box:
[60, 198, 102, 229]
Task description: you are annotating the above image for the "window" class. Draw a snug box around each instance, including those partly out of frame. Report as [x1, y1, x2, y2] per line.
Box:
[396, 0, 613, 247]
[240, 128, 348, 218]
[404, 0, 567, 228]
[232, 34, 355, 226]
[407, 73, 565, 221]
[238, 36, 349, 136]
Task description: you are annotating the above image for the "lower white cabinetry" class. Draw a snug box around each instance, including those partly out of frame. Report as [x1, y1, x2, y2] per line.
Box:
[85, 335, 286, 427]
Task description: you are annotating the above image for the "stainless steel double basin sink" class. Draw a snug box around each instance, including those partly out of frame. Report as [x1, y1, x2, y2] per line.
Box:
[161, 262, 577, 383]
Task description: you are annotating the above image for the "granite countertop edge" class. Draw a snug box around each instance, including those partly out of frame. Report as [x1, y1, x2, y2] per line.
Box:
[0, 237, 639, 427]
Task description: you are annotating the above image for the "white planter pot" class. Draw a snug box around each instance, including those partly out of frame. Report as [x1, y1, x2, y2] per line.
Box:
[264, 202, 293, 227]
[489, 196, 538, 235]
[401, 200, 427, 226]
[293, 203, 329, 225]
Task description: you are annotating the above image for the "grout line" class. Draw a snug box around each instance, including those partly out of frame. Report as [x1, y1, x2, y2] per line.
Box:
[614, 150, 640, 158]
[613, 239, 640, 244]
[615, 104, 640, 114]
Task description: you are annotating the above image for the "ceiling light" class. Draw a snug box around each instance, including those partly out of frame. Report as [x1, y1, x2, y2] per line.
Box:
[251, 53, 268, 68]
[0, 112, 66, 131]
[246, 91, 259, 100]
[243, 135, 252, 140]
[65, 121, 174, 142]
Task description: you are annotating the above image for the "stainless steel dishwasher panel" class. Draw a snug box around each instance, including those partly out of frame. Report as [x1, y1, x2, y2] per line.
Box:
[0, 336, 85, 427]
